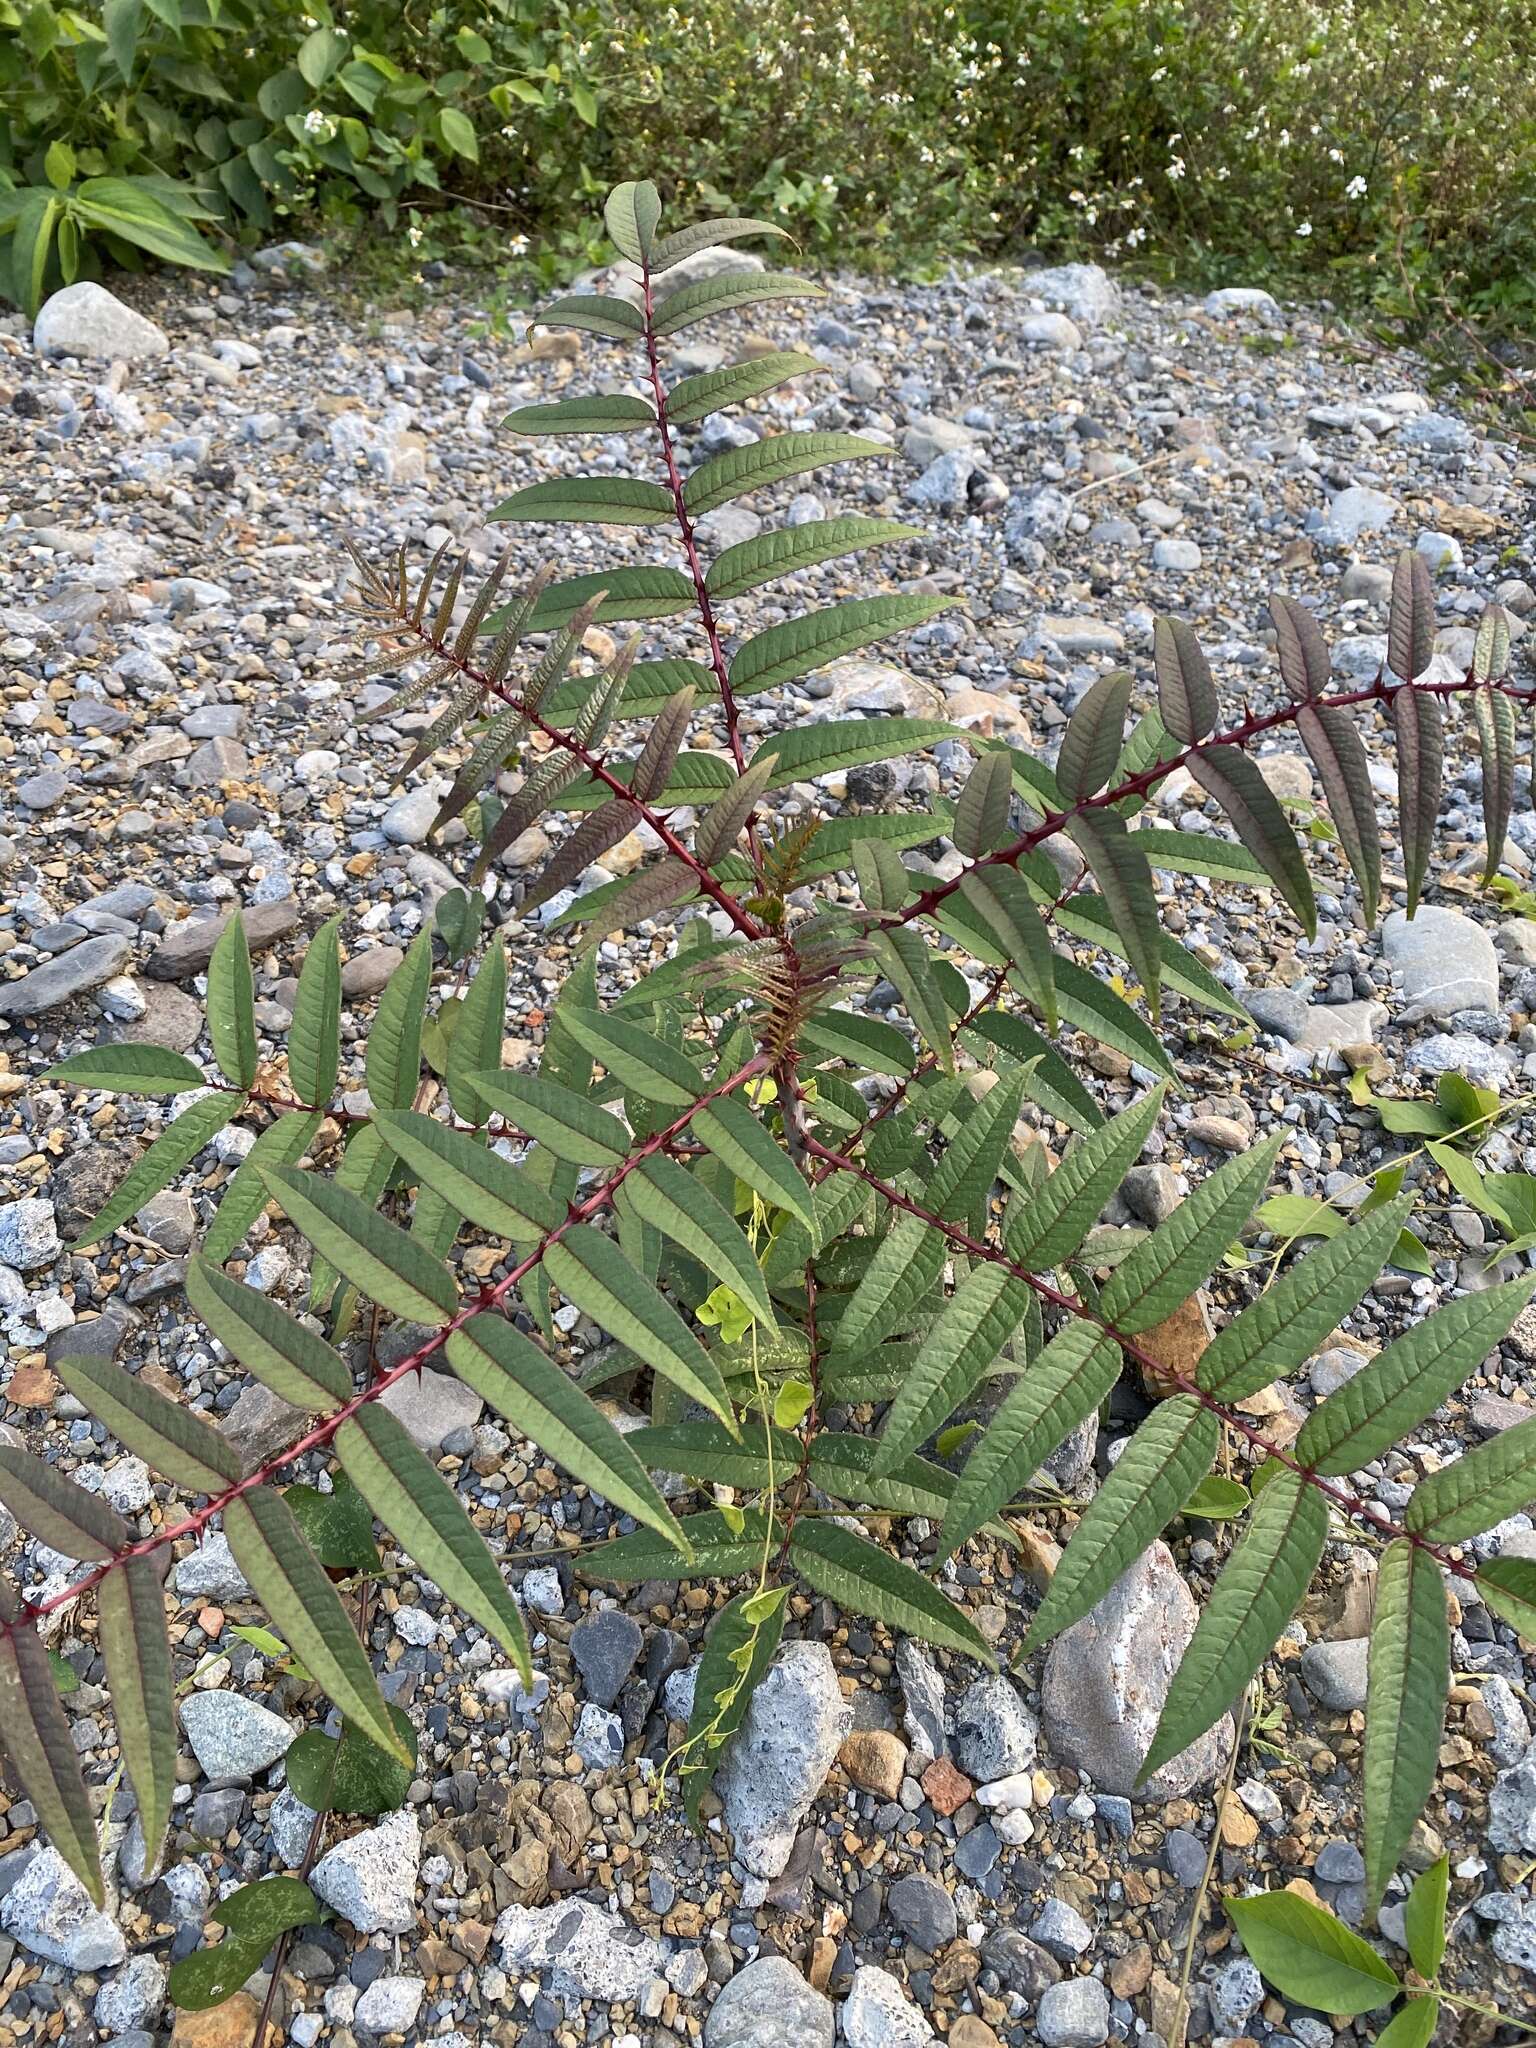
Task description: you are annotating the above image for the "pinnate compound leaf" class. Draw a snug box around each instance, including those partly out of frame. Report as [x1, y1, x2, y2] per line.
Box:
[603, 178, 661, 262]
[1143, 1469, 1328, 1781]
[503, 393, 656, 438]
[1391, 684, 1444, 919]
[649, 215, 787, 272]
[445, 935, 507, 1125]
[1067, 810, 1162, 1018]
[1099, 1136, 1284, 1335]
[55, 1354, 238, 1495]
[44, 1043, 205, 1096]
[73, 1091, 240, 1248]
[873, 1266, 1037, 1478]
[958, 866, 1057, 1030]
[790, 1520, 994, 1663]
[0, 1581, 104, 1904]
[693, 1095, 816, 1233]
[1057, 669, 1132, 801]
[1473, 684, 1517, 882]
[732, 606, 956, 699]
[204, 1109, 321, 1264]
[1025, 1398, 1219, 1650]
[582, 1508, 775, 1582]
[0, 1445, 128, 1559]
[289, 916, 341, 1107]
[1403, 1856, 1449, 1979]
[651, 270, 822, 336]
[490, 476, 672, 526]
[1197, 1195, 1412, 1402]
[1153, 616, 1218, 743]
[223, 1488, 408, 1764]
[953, 750, 1015, 859]
[1296, 702, 1381, 921]
[337, 1407, 532, 1683]
[1364, 1540, 1448, 1910]
[446, 1315, 687, 1553]
[1189, 744, 1317, 937]
[1225, 1892, 1399, 2016]
[1005, 1087, 1166, 1273]
[98, 1555, 176, 1868]
[705, 516, 915, 600]
[682, 431, 882, 517]
[528, 291, 644, 340]
[372, 1110, 561, 1244]
[1270, 593, 1331, 701]
[1388, 549, 1435, 683]
[262, 1165, 457, 1324]
[366, 928, 431, 1115]
[682, 1587, 786, 1825]
[940, 1321, 1121, 1556]
[207, 911, 258, 1090]
[1477, 1555, 1536, 1641]
[557, 1008, 707, 1107]
[1404, 1409, 1536, 1543]
[618, 1154, 775, 1325]
[187, 1254, 351, 1410]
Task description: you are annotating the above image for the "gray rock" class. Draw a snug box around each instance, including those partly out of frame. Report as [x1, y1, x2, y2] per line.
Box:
[573, 1702, 624, 1769]
[269, 1786, 318, 1867]
[571, 1609, 644, 1708]
[18, 769, 69, 810]
[905, 449, 982, 514]
[147, 901, 299, 979]
[0, 1849, 126, 1968]
[173, 1532, 249, 1600]
[0, 1198, 59, 1271]
[903, 416, 979, 466]
[186, 737, 249, 784]
[1026, 263, 1120, 328]
[1203, 287, 1281, 320]
[1152, 538, 1202, 571]
[1005, 485, 1072, 554]
[0, 933, 134, 1017]
[1383, 906, 1498, 1020]
[1315, 1839, 1366, 1883]
[1487, 1895, 1536, 1973]
[1399, 410, 1472, 454]
[887, 1873, 957, 1953]
[95, 1953, 166, 2035]
[1019, 312, 1082, 351]
[842, 1964, 933, 2047]
[1041, 1542, 1233, 1797]
[1121, 1163, 1180, 1225]
[180, 1691, 295, 1777]
[225, 1380, 306, 1473]
[378, 1367, 481, 1453]
[340, 945, 403, 998]
[1408, 1031, 1515, 1092]
[381, 786, 440, 845]
[1244, 988, 1310, 1042]
[34, 283, 168, 362]
[1209, 1957, 1263, 2030]
[1308, 1347, 1368, 1398]
[311, 1810, 420, 1933]
[354, 1975, 426, 2033]
[980, 1928, 1061, 2000]
[1031, 1897, 1094, 1961]
[718, 1641, 852, 1876]
[1308, 486, 1400, 545]
[1481, 1675, 1532, 1766]
[952, 1674, 1037, 1784]
[1035, 1975, 1110, 2048]
[190, 1787, 246, 1838]
[895, 1639, 946, 1762]
[1489, 1745, 1536, 1855]
[135, 1189, 196, 1254]
[496, 1897, 663, 2002]
[704, 1955, 835, 2048]
[1299, 1637, 1370, 1711]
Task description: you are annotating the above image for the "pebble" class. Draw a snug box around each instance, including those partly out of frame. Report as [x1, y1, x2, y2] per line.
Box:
[1035, 1975, 1111, 2048]
[570, 1609, 644, 1707]
[179, 1692, 295, 1778]
[33, 282, 168, 360]
[842, 1964, 934, 2047]
[310, 1810, 420, 1934]
[496, 1898, 662, 2002]
[1383, 905, 1499, 1019]
[703, 1955, 834, 2048]
[887, 1873, 957, 1952]
[0, 1850, 127, 1969]
[951, 1674, 1037, 1784]
[1299, 1637, 1370, 1711]
[718, 1642, 851, 1877]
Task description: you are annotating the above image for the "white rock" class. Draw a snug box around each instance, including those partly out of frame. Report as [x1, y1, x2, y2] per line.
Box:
[311, 1809, 421, 1933]
[355, 1975, 427, 2033]
[0, 1198, 60, 1272]
[180, 1691, 296, 1778]
[33, 283, 168, 362]
[1203, 287, 1281, 321]
[1383, 906, 1498, 1020]
[1019, 312, 1082, 351]
[95, 1953, 166, 2035]
[841, 1963, 934, 2046]
[1026, 262, 1120, 328]
[0, 1849, 127, 1969]
[718, 1642, 852, 1876]
[379, 1366, 482, 1452]
[496, 1897, 662, 2001]
[173, 1532, 250, 1600]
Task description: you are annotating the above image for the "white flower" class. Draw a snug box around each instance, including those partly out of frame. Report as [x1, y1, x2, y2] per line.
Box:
[1166, 156, 1186, 181]
[509, 234, 530, 256]
[1345, 174, 1368, 198]
[1296, 220, 1313, 237]
[302, 109, 334, 138]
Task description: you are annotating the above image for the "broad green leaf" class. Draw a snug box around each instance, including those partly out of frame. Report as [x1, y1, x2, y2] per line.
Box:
[581, 1508, 775, 1582]
[1154, 616, 1218, 743]
[1364, 1540, 1448, 1910]
[0, 1582, 104, 1905]
[528, 291, 644, 340]
[1006, 1088, 1165, 1273]
[953, 750, 1015, 860]
[444, 936, 507, 1125]
[260, 1165, 457, 1325]
[557, 1008, 708, 1107]
[603, 178, 661, 262]
[1225, 1892, 1399, 2016]
[1181, 1474, 1251, 1519]
[800, 1008, 916, 1079]
[337, 1406, 532, 1682]
[366, 928, 431, 1115]
[1374, 1997, 1439, 2048]
[1190, 745, 1317, 938]
[502, 392, 657, 439]
[204, 1108, 321, 1264]
[289, 916, 341, 1107]
[694, 1095, 816, 1233]
[652, 270, 823, 336]
[470, 1071, 629, 1166]
[683, 431, 882, 517]
[625, 1421, 797, 1491]
[187, 1254, 351, 1410]
[940, 1321, 1120, 1556]
[790, 1520, 994, 1662]
[490, 477, 673, 526]
[1297, 701, 1381, 922]
[446, 1315, 686, 1551]
[0, 1445, 128, 1559]
[55, 1354, 238, 1495]
[297, 23, 346, 85]
[1099, 1135, 1283, 1335]
[650, 215, 788, 273]
[681, 1587, 786, 1824]
[870, 926, 955, 1072]
[618, 1154, 775, 1325]
[1025, 1398, 1219, 1649]
[371, 1110, 561, 1245]
[1197, 1196, 1412, 1401]
[706, 515, 914, 599]
[1403, 1856, 1449, 1978]
[733, 608, 957, 700]
[1404, 1410, 1536, 1544]
[72, 1091, 239, 1247]
[285, 1705, 417, 1819]
[1142, 1468, 1328, 1781]
[207, 914, 258, 1090]
[168, 1877, 321, 2011]
[72, 180, 227, 275]
[543, 1228, 735, 1430]
[1296, 1275, 1536, 1477]
[1057, 669, 1132, 801]
[284, 1475, 377, 1571]
[98, 1556, 175, 1867]
[1477, 1554, 1536, 1641]
[1051, 956, 1179, 1081]
[873, 1265, 1036, 1477]
[524, 566, 690, 633]
[44, 1043, 204, 1096]
[958, 866, 1058, 1031]
[223, 1489, 407, 1764]
[1066, 810, 1162, 1017]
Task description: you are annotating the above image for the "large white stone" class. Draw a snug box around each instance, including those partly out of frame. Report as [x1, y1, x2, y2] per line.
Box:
[717, 1641, 851, 1875]
[1383, 905, 1499, 1021]
[33, 283, 168, 362]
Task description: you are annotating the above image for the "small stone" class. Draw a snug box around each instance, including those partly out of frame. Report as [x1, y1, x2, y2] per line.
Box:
[1019, 312, 1082, 351]
[842, 1964, 934, 2047]
[173, 1533, 249, 1600]
[718, 1642, 851, 1877]
[1204, 287, 1281, 320]
[0, 1198, 59, 1272]
[354, 1976, 426, 2033]
[951, 1674, 1036, 1785]
[378, 1367, 481, 1454]
[887, 1873, 957, 1953]
[136, 1189, 196, 1254]
[570, 1610, 644, 1708]
[920, 1757, 972, 1816]
[180, 1691, 295, 1777]
[381, 786, 439, 845]
[703, 1954, 834, 2048]
[1152, 538, 1202, 572]
[1035, 1975, 1110, 2048]
[95, 1954, 166, 2035]
[1299, 1637, 1370, 1711]
[147, 902, 299, 980]
[170, 1996, 262, 2048]
[839, 1728, 908, 1800]
[34, 282, 168, 361]
[1308, 486, 1399, 545]
[340, 945, 404, 998]
[573, 1702, 625, 1769]
[496, 1897, 662, 2002]
[1209, 1957, 1263, 2031]
[896, 1639, 946, 1762]
[1383, 906, 1499, 1020]
[1489, 1746, 1536, 1855]
[1031, 1898, 1094, 1961]
[0, 1849, 127, 1968]
[1315, 1840, 1367, 1884]
[311, 1810, 420, 1933]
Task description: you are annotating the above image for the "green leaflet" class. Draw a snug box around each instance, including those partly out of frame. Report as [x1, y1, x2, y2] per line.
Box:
[372, 1110, 561, 1245]
[681, 1587, 787, 1825]
[801, 1007, 916, 1078]
[260, 1164, 457, 1325]
[72, 1090, 240, 1248]
[1391, 685, 1444, 920]
[939, 1321, 1121, 1557]
[871, 1265, 1036, 1477]
[789, 1520, 994, 1663]
[733, 610, 956, 699]
[1129, 828, 1269, 886]
[336, 1406, 532, 1686]
[694, 1095, 817, 1234]
[1189, 743, 1317, 938]
[603, 177, 661, 260]
[966, 1010, 1104, 1132]
[1051, 955, 1178, 1082]
[623, 1421, 798, 1492]
[1142, 1468, 1328, 1782]
[952, 750, 1015, 859]
[1403, 1856, 1449, 1979]
[650, 214, 787, 272]
[854, 837, 909, 913]
[542, 1227, 736, 1430]
[289, 916, 341, 1107]
[1197, 1195, 1412, 1402]
[525, 566, 693, 630]
[1006, 1088, 1165, 1274]
[651, 270, 823, 336]
[1388, 548, 1435, 684]
[207, 913, 258, 1090]
[1056, 668, 1133, 802]
[1099, 1134, 1284, 1335]
[98, 1555, 176, 1869]
[682, 432, 883, 516]
[692, 759, 774, 868]
[665, 349, 824, 427]
[469, 1071, 629, 1166]
[490, 476, 673, 525]
[445, 1315, 686, 1551]
[1055, 892, 1247, 1020]
[0, 1581, 103, 1905]
[1025, 1398, 1220, 1651]
[1297, 701, 1381, 923]
[833, 1208, 944, 1354]
[527, 291, 645, 339]
[1374, 1997, 1439, 2048]
[223, 1488, 408, 1764]
[926, 1067, 1029, 1228]
[705, 516, 916, 599]
[1477, 1554, 1536, 1640]
[617, 1154, 776, 1325]
[1153, 615, 1218, 744]
[582, 1509, 775, 1583]
[958, 866, 1058, 1031]
[366, 928, 431, 1115]
[870, 926, 955, 1071]
[204, 1109, 321, 1264]
[1403, 1409, 1536, 1544]
[1067, 810, 1162, 1019]
[0, 1443, 128, 1559]
[1294, 1276, 1536, 1477]
[808, 1432, 965, 1520]
[187, 1253, 351, 1410]
[1364, 1540, 1448, 1910]
[502, 393, 658, 438]
[557, 1007, 708, 1107]
[444, 935, 507, 1125]
[1225, 1892, 1400, 2017]
[55, 1354, 239, 1496]
[44, 1043, 205, 1096]
[168, 1876, 323, 2012]
[1473, 684, 1518, 881]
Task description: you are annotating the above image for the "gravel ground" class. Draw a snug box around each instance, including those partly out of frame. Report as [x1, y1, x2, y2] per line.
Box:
[1, 244, 1536, 2048]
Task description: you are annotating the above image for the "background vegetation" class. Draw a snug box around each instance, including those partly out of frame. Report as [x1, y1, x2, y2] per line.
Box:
[3, 2, 1535, 357]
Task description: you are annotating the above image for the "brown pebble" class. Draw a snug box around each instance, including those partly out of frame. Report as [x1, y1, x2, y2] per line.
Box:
[921, 1757, 973, 1817]
[839, 1729, 908, 1801]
